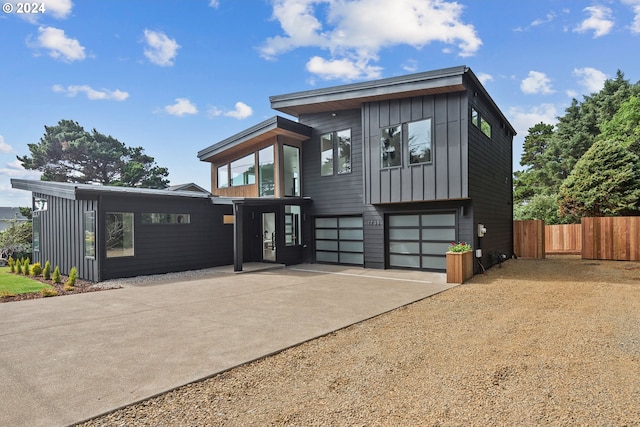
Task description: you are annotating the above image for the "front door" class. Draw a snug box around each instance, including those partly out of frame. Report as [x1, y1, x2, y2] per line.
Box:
[262, 212, 276, 262]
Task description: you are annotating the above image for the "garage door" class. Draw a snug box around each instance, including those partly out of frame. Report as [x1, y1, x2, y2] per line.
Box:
[315, 216, 364, 265]
[388, 213, 456, 271]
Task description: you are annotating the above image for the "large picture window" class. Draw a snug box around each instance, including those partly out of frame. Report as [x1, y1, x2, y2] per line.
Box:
[230, 154, 255, 186]
[381, 125, 401, 168]
[84, 211, 95, 258]
[106, 212, 134, 258]
[321, 129, 351, 176]
[217, 164, 229, 188]
[258, 146, 275, 196]
[408, 118, 432, 164]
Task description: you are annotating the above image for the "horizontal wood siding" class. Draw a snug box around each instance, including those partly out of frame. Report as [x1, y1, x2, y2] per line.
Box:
[33, 193, 100, 281]
[545, 224, 582, 254]
[582, 216, 640, 261]
[300, 109, 364, 216]
[467, 81, 514, 268]
[364, 93, 468, 204]
[100, 196, 233, 280]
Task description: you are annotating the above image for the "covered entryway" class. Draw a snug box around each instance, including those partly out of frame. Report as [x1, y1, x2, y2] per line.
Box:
[387, 212, 456, 271]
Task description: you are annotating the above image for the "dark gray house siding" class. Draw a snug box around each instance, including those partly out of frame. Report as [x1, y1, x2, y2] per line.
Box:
[32, 193, 100, 281]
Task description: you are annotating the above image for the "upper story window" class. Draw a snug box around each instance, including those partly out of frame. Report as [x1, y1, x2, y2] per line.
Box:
[321, 129, 352, 175]
[283, 145, 300, 196]
[408, 118, 432, 164]
[217, 164, 229, 188]
[381, 125, 402, 168]
[471, 106, 492, 139]
[258, 146, 275, 197]
[230, 154, 256, 186]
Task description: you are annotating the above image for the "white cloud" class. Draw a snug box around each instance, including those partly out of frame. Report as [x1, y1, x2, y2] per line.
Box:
[574, 5, 614, 37]
[52, 84, 129, 101]
[224, 102, 253, 120]
[0, 135, 12, 153]
[402, 59, 419, 73]
[143, 29, 180, 66]
[209, 0, 220, 8]
[261, 0, 481, 80]
[30, 26, 86, 62]
[508, 104, 558, 135]
[476, 72, 493, 85]
[521, 71, 554, 95]
[573, 67, 607, 93]
[306, 56, 382, 81]
[0, 159, 42, 179]
[44, 0, 73, 19]
[163, 98, 198, 116]
[622, 0, 640, 33]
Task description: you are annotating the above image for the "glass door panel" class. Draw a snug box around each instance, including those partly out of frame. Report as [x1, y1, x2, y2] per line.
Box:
[262, 212, 276, 262]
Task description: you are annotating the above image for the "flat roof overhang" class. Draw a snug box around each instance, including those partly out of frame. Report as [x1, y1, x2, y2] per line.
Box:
[197, 116, 312, 163]
[270, 66, 468, 117]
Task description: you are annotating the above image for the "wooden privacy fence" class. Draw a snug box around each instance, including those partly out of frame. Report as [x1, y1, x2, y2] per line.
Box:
[514, 217, 640, 261]
[582, 216, 640, 261]
[513, 220, 545, 259]
[545, 224, 582, 254]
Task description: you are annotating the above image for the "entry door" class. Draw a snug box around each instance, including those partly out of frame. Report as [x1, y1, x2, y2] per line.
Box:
[262, 212, 276, 262]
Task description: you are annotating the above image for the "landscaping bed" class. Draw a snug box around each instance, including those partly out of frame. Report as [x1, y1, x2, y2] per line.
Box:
[79, 255, 640, 426]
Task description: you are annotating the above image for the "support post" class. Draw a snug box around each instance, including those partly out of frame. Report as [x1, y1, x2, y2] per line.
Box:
[233, 203, 243, 272]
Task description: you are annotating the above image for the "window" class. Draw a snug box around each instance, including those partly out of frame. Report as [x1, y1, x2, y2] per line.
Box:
[33, 214, 40, 252]
[408, 118, 432, 164]
[141, 213, 190, 224]
[285, 205, 301, 246]
[381, 125, 402, 168]
[106, 212, 134, 258]
[230, 154, 255, 186]
[84, 211, 95, 258]
[217, 164, 228, 188]
[258, 146, 275, 196]
[283, 145, 300, 196]
[337, 129, 351, 174]
[471, 106, 492, 139]
[321, 133, 333, 176]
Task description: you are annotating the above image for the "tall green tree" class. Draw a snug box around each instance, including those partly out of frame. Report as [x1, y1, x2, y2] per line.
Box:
[17, 120, 169, 188]
[558, 139, 640, 219]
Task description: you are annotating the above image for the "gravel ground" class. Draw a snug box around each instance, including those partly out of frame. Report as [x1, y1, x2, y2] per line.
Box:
[79, 256, 640, 426]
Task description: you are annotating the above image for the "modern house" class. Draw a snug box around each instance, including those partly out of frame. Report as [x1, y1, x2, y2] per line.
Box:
[11, 65, 515, 281]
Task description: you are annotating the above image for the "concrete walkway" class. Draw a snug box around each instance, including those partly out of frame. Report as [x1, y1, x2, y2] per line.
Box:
[0, 264, 452, 427]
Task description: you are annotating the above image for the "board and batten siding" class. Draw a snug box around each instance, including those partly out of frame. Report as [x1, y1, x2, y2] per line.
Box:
[32, 193, 100, 282]
[466, 84, 514, 265]
[299, 109, 364, 216]
[363, 93, 469, 205]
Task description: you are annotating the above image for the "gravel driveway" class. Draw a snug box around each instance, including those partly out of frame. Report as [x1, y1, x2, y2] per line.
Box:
[80, 256, 640, 426]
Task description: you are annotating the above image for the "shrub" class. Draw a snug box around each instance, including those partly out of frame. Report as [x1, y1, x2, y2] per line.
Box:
[43, 261, 51, 280]
[16, 260, 22, 275]
[8, 256, 15, 273]
[52, 266, 61, 284]
[40, 287, 58, 297]
[31, 262, 42, 276]
[64, 267, 78, 290]
[23, 259, 30, 276]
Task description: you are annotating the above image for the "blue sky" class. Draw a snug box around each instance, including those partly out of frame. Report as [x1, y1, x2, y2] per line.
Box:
[1, 0, 639, 207]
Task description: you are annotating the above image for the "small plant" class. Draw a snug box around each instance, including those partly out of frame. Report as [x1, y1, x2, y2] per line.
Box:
[43, 261, 51, 280]
[64, 267, 78, 291]
[23, 259, 30, 276]
[52, 266, 61, 284]
[40, 287, 58, 297]
[31, 262, 42, 276]
[8, 257, 15, 273]
[448, 242, 472, 252]
[16, 261, 23, 275]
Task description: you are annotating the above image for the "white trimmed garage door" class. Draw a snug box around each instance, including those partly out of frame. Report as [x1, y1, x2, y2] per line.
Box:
[388, 213, 456, 271]
[315, 216, 364, 266]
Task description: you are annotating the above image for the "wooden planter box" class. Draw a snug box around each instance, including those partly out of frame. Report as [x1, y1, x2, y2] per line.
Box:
[446, 251, 474, 284]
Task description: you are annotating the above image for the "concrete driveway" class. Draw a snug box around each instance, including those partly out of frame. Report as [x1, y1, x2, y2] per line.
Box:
[0, 264, 452, 427]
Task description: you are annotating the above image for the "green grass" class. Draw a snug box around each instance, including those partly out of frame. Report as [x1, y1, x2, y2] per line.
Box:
[0, 266, 53, 295]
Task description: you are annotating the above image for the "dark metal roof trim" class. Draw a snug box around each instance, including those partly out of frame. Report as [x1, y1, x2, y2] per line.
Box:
[10, 179, 212, 200]
[197, 115, 312, 161]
